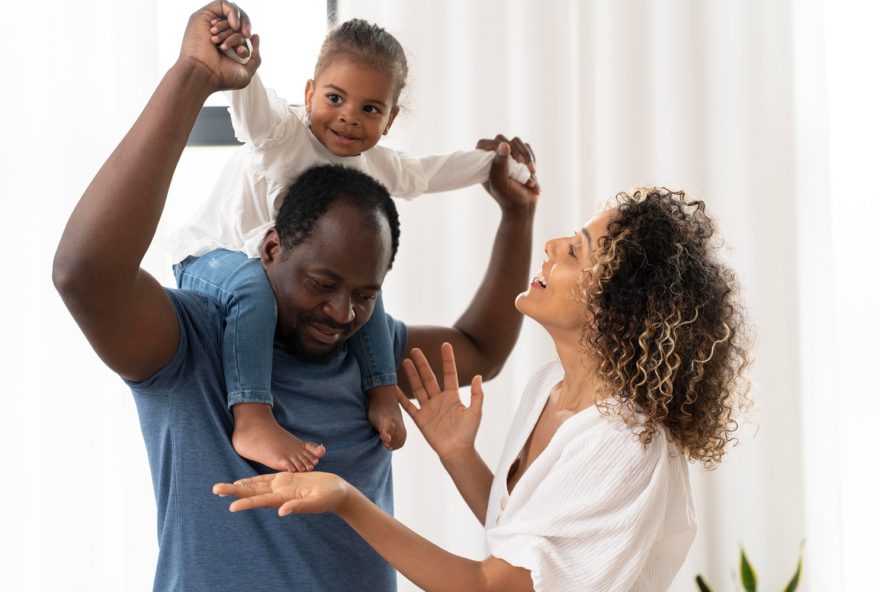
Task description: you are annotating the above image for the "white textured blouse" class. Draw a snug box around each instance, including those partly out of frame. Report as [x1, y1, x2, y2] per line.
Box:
[169, 73, 531, 262]
[485, 361, 697, 591]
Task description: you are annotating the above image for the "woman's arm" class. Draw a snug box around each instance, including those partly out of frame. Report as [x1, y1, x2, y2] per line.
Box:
[213, 472, 534, 592]
[396, 344, 493, 523]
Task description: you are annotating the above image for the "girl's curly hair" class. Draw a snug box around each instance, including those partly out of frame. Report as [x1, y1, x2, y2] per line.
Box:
[579, 187, 751, 468]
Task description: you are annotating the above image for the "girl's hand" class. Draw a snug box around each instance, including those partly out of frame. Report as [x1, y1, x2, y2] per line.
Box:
[396, 343, 485, 462]
[213, 471, 351, 516]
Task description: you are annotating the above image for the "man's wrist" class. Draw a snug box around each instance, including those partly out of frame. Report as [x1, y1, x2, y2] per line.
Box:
[169, 57, 223, 100]
[498, 200, 537, 218]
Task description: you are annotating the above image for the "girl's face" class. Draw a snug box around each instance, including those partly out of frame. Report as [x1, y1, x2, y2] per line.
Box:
[515, 209, 614, 339]
[305, 58, 400, 157]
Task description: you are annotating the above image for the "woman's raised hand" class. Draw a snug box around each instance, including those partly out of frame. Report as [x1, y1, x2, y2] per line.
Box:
[213, 471, 350, 516]
[396, 343, 485, 462]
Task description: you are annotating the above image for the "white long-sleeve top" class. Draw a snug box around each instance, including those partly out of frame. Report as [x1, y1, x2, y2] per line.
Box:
[485, 361, 697, 592]
[170, 73, 531, 261]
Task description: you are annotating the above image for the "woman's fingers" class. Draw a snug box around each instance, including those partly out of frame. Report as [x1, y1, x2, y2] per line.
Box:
[278, 493, 326, 516]
[401, 358, 428, 406]
[396, 387, 420, 418]
[470, 375, 485, 414]
[229, 492, 286, 512]
[440, 342, 459, 392]
[410, 347, 442, 396]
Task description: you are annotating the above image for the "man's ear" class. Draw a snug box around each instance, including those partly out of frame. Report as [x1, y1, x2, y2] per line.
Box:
[260, 228, 282, 264]
[304, 79, 315, 112]
[384, 106, 400, 135]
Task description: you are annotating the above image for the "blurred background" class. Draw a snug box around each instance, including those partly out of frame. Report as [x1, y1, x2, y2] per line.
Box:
[2, 0, 877, 590]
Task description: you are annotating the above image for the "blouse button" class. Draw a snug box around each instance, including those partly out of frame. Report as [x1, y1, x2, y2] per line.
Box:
[500, 495, 509, 511]
[495, 513, 503, 526]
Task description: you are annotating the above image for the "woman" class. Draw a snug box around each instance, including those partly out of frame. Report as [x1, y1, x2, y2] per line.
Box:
[214, 186, 751, 591]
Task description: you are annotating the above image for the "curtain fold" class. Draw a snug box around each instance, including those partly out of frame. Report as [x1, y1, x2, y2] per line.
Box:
[337, 1, 827, 589]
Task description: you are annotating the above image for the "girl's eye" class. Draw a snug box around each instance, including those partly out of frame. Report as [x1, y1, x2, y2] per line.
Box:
[327, 94, 342, 104]
[363, 105, 380, 114]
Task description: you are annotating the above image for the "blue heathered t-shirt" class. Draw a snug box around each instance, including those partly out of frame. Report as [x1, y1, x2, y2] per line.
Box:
[126, 289, 406, 591]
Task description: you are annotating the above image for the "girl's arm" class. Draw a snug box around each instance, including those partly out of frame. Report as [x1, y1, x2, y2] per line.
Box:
[225, 70, 289, 146]
[372, 136, 536, 198]
[213, 472, 534, 592]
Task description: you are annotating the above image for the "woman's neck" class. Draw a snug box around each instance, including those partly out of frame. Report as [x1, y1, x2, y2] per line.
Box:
[550, 335, 601, 412]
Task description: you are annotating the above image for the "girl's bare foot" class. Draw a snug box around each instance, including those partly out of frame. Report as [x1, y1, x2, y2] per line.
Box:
[231, 403, 325, 472]
[367, 385, 407, 451]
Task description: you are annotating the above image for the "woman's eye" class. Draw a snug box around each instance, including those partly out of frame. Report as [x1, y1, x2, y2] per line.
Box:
[568, 244, 576, 257]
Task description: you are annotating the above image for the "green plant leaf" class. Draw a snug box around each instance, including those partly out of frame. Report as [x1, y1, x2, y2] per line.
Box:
[784, 552, 803, 592]
[695, 574, 713, 592]
[739, 547, 757, 592]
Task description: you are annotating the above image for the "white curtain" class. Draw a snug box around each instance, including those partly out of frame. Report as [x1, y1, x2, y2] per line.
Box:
[336, 1, 846, 591]
[3, 1, 876, 590]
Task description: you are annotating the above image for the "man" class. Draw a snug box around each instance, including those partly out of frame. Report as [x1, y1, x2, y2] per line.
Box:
[52, 2, 537, 591]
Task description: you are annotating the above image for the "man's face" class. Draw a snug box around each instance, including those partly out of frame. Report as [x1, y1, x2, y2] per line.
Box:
[261, 201, 392, 362]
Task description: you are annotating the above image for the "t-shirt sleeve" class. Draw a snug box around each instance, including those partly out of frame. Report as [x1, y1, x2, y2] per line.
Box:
[123, 289, 222, 395]
[384, 313, 408, 366]
[487, 421, 675, 591]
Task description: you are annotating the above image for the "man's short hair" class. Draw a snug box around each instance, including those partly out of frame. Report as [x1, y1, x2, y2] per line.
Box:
[275, 164, 401, 268]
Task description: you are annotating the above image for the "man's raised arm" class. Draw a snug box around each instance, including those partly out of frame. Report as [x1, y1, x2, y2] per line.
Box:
[52, 1, 259, 382]
[402, 136, 539, 388]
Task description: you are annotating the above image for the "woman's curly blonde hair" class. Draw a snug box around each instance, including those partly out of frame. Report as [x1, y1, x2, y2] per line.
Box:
[579, 187, 751, 468]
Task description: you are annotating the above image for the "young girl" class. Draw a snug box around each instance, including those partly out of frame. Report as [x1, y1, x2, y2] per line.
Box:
[170, 12, 536, 474]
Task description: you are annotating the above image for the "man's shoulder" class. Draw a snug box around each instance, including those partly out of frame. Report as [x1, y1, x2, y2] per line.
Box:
[165, 287, 223, 324]
[124, 289, 224, 391]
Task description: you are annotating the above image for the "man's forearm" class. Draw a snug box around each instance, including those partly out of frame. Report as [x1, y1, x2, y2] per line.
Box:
[453, 203, 536, 378]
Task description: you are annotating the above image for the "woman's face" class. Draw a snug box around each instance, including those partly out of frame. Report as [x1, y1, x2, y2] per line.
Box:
[515, 208, 615, 337]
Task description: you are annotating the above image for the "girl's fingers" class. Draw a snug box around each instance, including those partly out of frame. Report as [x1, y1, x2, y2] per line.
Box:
[210, 19, 231, 34]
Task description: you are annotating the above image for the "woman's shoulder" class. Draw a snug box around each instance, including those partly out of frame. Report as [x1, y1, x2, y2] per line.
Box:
[521, 360, 565, 400]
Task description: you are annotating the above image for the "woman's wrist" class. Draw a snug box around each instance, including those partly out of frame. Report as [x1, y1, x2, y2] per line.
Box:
[335, 479, 365, 520]
[438, 444, 480, 468]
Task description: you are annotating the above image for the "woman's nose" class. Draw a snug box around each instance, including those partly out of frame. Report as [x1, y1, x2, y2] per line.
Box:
[544, 237, 561, 259]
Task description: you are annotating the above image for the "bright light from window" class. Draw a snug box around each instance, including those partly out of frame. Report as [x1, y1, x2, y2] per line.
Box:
[157, 0, 328, 106]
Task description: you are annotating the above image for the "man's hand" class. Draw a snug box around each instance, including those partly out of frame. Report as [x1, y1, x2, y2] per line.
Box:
[477, 135, 540, 211]
[178, 1, 260, 92]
